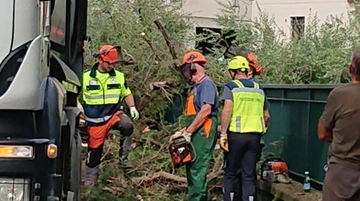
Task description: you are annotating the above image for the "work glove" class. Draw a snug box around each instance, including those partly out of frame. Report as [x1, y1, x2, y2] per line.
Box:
[130, 106, 139, 121]
[180, 131, 191, 143]
[169, 131, 182, 143]
[219, 133, 229, 152]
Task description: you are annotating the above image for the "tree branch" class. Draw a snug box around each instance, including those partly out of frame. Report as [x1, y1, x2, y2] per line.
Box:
[154, 18, 179, 69]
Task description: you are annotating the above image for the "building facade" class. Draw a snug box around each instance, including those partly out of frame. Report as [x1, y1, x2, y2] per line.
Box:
[182, 0, 355, 45]
[252, 0, 353, 39]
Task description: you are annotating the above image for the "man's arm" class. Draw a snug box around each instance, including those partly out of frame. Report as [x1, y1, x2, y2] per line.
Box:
[124, 94, 135, 107]
[318, 91, 338, 142]
[318, 122, 333, 142]
[121, 78, 135, 107]
[185, 81, 216, 134]
[186, 104, 212, 133]
[259, 85, 270, 127]
[221, 99, 232, 134]
[263, 97, 270, 127]
[220, 85, 233, 134]
[264, 109, 270, 127]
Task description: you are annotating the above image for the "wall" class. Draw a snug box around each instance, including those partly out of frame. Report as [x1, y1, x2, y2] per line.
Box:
[181, 0, 253, 49]
[252, 0, 353, 39]
[182, 0, 253, 29]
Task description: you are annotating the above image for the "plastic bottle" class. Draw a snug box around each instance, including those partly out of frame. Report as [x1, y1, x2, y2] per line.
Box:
[323, 164, 328, 172]
[303, 171, 311, 192]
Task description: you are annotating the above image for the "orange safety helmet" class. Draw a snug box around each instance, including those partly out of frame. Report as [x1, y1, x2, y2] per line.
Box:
[247, 53, 262, 75]
[180, 51, 206, 84]
[181, 51, 207, 66]
[94, 45, 123, 64]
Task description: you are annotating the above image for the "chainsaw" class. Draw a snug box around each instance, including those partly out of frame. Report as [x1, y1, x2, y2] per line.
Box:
[169, 135, 197, 168]
[260, 157, 291, 184]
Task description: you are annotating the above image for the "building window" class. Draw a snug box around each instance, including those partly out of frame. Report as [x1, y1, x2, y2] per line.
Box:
[290, 16, 305, 40]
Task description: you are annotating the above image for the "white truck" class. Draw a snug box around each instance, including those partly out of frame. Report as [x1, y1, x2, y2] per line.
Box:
[0, 0, 88, 200]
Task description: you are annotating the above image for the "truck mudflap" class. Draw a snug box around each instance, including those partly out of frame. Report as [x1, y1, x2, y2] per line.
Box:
[47, 173, 62, 201]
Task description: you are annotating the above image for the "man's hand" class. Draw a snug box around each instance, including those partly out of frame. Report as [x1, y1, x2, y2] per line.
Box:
[169, 130, 192, 144]
[219, 133, 229, 152]
[169, 131, 182, 143]
[181, 130, 191, 143]
[265, 124, 270, 133]
[130, 106, 139, 121]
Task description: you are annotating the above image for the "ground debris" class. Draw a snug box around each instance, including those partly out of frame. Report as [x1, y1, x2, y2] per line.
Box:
[132, 171, 187, 187]
[103, 186, 126, 196]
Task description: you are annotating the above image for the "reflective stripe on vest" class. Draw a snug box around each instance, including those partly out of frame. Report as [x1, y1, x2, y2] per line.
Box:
[228, 80, 266, 134]
[85, 115, 112, 123]
[82, 71, 124, 105]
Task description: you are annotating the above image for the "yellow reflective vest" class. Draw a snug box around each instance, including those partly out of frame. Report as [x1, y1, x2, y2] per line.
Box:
[82, 69, 129, 106]
[228, 80, 266, 134]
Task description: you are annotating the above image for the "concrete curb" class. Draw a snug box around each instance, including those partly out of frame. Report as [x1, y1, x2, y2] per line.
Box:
[256, 179, 323, 201]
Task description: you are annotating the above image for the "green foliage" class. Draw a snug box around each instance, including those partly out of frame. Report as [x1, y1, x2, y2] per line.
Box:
[85, 0, 192, 130]
[82, 0, 360, 200]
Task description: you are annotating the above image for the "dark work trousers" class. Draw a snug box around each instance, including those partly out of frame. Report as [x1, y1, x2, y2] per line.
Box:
[232, 140, 264, 201]
[223, 133, 261, 201]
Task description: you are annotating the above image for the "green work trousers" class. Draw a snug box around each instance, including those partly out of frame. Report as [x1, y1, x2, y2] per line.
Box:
[185, 115, 218, 201]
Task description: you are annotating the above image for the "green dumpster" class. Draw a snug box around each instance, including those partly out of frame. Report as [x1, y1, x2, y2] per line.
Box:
[262, 84, 344, 186]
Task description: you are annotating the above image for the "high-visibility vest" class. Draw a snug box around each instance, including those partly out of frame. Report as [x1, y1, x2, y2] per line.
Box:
[228, 80, 266, 134]
[82, 70, 125, 105]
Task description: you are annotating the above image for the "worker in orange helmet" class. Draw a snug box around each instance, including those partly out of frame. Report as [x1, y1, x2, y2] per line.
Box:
[247, 53, 262, 81]
[224, 46, 262, 82]
[169, 50, 219, 201]
[80, 45, 140, 187]
[243, 53, 269, 152]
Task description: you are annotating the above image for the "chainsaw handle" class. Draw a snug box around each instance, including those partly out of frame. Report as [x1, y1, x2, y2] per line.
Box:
[189, 142, 197, 162]
[263, 157, 286, 163]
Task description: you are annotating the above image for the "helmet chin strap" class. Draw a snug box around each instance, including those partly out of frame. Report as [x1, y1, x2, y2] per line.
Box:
[229, 71, 236, 80]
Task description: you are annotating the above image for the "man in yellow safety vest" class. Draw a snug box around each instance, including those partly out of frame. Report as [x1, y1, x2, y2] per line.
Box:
[81, 44, 140, 187]
[219, 56, 269, 201]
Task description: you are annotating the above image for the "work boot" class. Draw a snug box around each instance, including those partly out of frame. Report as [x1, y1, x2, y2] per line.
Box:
[119, 135, 133, 169]
[83, 165, 99, 187]
[120, 158, 133, 169]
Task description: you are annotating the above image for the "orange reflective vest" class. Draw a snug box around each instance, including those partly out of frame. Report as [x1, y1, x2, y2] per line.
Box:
[184, 87, 214, 138]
